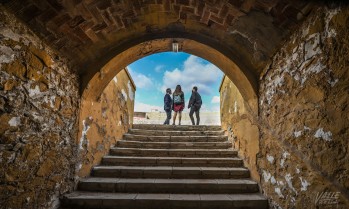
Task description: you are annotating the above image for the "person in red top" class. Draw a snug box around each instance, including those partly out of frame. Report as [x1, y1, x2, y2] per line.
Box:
[172, 85, 185, 125]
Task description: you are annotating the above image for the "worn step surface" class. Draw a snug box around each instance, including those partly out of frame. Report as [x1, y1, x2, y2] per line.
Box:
[110, 147, 237, 157]
[61, 124, 268, 208]
[117, 140, 232, 149]
[123, 134, 228, 142]
[129, 129, 225, 136]
[132, 124, 222, 131]
[92, 166, 251, 179]
[61, 192, 268, 209]
[78, 178, 259, 194]
[102, 156, 243, 167]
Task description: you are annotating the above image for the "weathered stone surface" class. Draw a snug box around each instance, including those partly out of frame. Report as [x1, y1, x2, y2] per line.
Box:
[259, 6, 349, 209]
[77, 69, 135, 177]
[1, 0, 313, 99]
[0, 7, 79, 209]
[220, 76, 260, 182]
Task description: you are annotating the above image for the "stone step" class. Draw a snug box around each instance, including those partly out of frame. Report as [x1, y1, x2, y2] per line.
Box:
[102, 156, 243, 167]
[78, 178, 259, 194]
[123, 134, 228, 142]
[92, 166, 250, 179]
[61, 192, 268, 209]
[132, 124, 221, 131]
[129, 129, 225, 136]
[116, 140, 232, 149]
[110, 147, 238, 157]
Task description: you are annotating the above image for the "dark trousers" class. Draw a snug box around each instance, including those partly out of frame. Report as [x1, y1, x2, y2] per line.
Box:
[189, 107, 200, 125]
[164, 110, 171, 125]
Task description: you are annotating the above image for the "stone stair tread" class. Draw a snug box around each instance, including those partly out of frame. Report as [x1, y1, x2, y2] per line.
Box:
[80, 177, 257, 185]
[93, 165, 248, 171]
[62, 192, 268, 209]
[117, 140, 232, 149]
[92, 165, 250, 179]
[110, 147, 237, 157]
[124, 134, 226, 138]
[129, 129, 225, 135]
[103, 156, 241, 160]
[111, 147, 237, 152]
[119, 140, 231, 143]
[132, 124, 222, 131]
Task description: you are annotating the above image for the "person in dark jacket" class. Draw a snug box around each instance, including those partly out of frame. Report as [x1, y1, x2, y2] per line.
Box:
[188, 86, 202, 125]
[163, 88, 172, 125]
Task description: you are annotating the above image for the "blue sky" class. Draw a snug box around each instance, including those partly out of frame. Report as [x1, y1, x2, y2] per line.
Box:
[128, 52, 223, 112]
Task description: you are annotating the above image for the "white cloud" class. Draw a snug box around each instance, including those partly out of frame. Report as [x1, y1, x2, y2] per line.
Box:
[161, 55, 223, 95]
[128, 68, 153, 89]
[134, 102, 163, 112]
[155, 65, 164, 73]
[211, 96, 220, 104]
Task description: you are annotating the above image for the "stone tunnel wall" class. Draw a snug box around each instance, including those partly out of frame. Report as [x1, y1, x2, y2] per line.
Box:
[258, 6, 349, 208]
[220, 76, 260, 182]
[77, 69, 135, 177]
[0, 6, 80, 209]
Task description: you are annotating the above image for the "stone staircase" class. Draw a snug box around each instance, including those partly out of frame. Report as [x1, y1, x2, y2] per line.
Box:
[61, 124, 268, 209]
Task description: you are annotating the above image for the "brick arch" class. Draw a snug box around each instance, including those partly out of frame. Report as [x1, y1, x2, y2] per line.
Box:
[3, 0, 312, 84]
[82, 35, 258, 113]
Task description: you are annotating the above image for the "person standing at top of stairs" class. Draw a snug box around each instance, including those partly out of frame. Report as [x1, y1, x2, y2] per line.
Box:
[188, 86, 202, 125]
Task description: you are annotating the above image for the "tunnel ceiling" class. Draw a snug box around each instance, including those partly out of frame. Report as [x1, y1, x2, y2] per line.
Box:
[2, 0, 314, 78]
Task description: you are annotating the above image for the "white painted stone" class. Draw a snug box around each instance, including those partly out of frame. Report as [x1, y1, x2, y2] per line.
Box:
[79, 120, 90, 150]
[121, 89, 128, 101]
[271, 176, 276, 185]
[127, 81, 134, 101]
[325, 8, 340, 38]
[262, 170, 271, 182]
[300, 177, 310, 191]
[294, 131, 302, 138]
[28, 85, 42, 98]
[267, 154, 275, 164]
[314, 128, 332, 141]
[8, 117, 20, 127]
[275, 187, 284, 198]
[0, 45, 16, 64]
[285, 173, 297, 194]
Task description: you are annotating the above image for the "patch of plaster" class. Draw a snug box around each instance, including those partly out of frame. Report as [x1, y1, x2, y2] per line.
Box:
[294, 131, 302, 138]
[121, 89, 128, 101]
[113, 77, 118, 84]
[271, 176, 277, 185]
[8, 117, 20, 127]
[234, 101, 237, 113]
[280, 151, 290, 168]
[325, 8, 341, 38]
[79, 120, 90, 150]
[275, 187, 284, 198]
[300, 177, 310, 191]
[285, 173, 297, 194]
[267, 154, 275, 164]
[262, 170, 271, 182]
[28, 85, 42, 98]
[127, 81, 134, 101]
[314, 128, 332, 141]
[0, 45, 16, 64]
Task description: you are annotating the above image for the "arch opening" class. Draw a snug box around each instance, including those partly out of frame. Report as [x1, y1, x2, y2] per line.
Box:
[81, 35, 259, 115]
[77, 36, 260, 178]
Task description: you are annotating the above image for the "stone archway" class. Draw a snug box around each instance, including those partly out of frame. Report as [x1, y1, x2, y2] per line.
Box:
[81, 35, 258, 114]
[78, 35, 260, 178]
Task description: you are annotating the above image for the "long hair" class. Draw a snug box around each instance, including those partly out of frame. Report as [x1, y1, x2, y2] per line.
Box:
[174, 85, 182, 94]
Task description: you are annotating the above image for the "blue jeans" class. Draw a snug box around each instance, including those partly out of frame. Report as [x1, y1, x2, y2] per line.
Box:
[164, 110, 172, 125]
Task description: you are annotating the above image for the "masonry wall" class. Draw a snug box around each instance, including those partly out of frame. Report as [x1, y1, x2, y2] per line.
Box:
[259, 6, 349, 208]
[220, 76, 260, 182]
[77, 69, 135, 177]
[0, 7, 79, 209]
